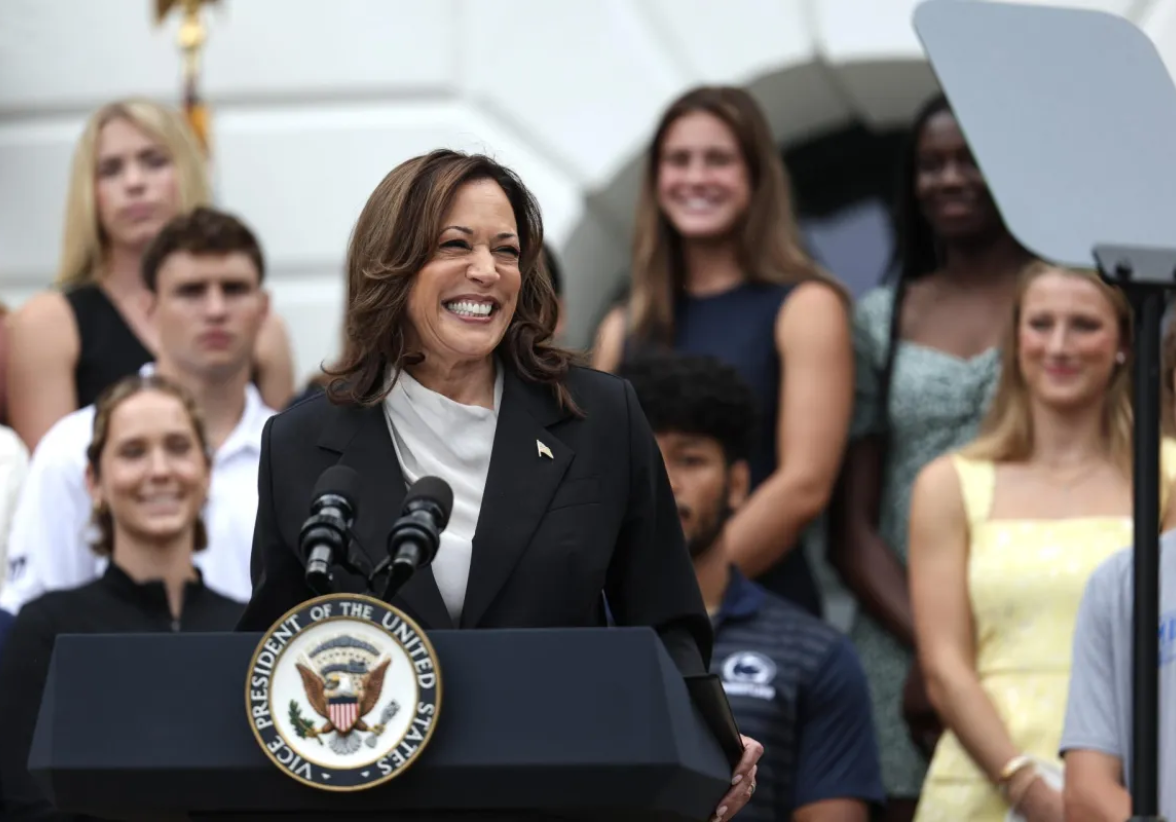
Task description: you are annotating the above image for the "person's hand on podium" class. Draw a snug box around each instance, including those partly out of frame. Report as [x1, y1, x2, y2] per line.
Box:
[712, 734, 763, 822]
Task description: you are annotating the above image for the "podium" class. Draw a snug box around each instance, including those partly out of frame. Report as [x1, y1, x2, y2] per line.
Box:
[29, 627, 731, 822]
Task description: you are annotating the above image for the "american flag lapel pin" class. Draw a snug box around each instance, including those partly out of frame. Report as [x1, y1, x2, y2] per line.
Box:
[537, 440, 553, 460]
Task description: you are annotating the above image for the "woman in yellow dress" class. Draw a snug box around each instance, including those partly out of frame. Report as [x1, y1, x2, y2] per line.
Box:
[907, 262, 1176, 822]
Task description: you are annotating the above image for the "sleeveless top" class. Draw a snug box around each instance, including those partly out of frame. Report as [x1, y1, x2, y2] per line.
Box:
[914, 444, 1176, 822]
[623, 281, 822, 616]
[65, 284, 153, 409]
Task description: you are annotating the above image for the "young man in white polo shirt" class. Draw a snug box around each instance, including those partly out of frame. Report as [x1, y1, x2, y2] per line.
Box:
[0, 207, 275, 612]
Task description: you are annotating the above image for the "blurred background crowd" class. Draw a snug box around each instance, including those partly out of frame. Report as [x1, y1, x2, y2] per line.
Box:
[2, 1, 1176, 821]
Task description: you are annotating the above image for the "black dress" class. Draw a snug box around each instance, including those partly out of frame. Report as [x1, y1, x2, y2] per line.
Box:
[624, 282, 823, 617]
[64, 284, 153, 409]
[0, 564, 243, 821]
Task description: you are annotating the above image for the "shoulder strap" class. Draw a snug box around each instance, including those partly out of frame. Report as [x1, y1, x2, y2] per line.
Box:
[877, 285, 903, 436]
[873, 284, 907, 478]
[62, 282, 97, 312]
[619, 303, 636, 364]
[950, 453, 995, 528]
[1160, 438, 1176, 519]
[62, 283, 101, 346]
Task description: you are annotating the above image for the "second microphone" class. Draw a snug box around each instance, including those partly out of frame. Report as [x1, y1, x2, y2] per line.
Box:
[382, 476, 454, 601]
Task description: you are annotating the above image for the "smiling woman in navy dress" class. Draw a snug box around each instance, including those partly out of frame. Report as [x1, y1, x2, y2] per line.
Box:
[238, 149, 763, 821]
[591, 86, 854, 620]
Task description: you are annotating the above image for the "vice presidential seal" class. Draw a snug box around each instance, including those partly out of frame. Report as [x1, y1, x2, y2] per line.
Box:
[246, 593, 442, 791]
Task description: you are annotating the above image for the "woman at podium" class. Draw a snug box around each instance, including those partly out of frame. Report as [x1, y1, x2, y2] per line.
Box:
[237, 149, 762, 821]
[0, 374, 244, 820]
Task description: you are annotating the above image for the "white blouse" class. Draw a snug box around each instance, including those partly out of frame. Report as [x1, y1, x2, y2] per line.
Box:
[382, 365, 503, 624]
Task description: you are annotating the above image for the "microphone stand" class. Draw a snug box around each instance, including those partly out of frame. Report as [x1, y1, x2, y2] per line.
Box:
[370, 541, 428, 604]
[369, 556, 398, 604]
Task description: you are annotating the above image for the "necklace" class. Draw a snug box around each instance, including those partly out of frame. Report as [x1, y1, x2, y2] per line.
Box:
[1035, 458, 1110, 506]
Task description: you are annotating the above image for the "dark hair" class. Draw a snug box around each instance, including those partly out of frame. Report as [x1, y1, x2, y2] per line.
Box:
[326, 149, 580, 411]
[141, 206, 266, 292]
[875, 93, 954, 432]
[86, 374, 212, 557]
[891, 93, 951, 289]
[618, 352, 757, 463]
[543, 244, 562, 298]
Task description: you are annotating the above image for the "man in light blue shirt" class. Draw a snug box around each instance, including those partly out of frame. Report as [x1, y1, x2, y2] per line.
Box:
[1060, 531, 1176, 820]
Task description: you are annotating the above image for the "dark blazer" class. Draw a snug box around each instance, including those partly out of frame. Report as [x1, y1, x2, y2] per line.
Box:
[237, 365, 713, 675]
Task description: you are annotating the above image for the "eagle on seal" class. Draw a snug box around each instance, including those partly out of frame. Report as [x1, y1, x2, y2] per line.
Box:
[295, 635, 391, 744]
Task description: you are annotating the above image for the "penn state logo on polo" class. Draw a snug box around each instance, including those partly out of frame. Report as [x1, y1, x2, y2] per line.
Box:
[246, 593, 442, 791]
[720, 651, 777, 700]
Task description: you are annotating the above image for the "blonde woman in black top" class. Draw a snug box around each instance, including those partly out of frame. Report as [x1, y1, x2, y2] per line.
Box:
[7, 99, 294, 451]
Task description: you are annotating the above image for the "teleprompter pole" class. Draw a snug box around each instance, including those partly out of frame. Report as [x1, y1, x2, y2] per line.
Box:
[1095, 245, 1171, 822]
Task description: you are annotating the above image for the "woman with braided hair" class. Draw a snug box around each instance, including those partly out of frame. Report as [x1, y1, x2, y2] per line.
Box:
[827, 93, 1032, 822]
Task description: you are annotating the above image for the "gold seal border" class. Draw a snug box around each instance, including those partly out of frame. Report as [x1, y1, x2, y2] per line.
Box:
[244, 592, 444, 793]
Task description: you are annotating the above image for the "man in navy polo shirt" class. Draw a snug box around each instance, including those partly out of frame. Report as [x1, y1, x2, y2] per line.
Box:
[621, 352, 883, 822]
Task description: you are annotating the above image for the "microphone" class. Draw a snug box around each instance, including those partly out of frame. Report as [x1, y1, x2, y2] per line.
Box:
[381, 476, 454, 600]
[300, 465, 362, 594]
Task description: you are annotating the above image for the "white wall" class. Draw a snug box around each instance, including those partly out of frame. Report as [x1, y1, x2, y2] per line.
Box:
[0, 0, 1168, 380]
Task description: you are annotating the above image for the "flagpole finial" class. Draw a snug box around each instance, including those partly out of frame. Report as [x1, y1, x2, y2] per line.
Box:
[154, 0, 220, 155]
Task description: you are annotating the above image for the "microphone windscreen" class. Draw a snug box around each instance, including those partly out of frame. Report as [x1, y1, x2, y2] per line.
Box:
[405, 476, 454, 526]
[312, 465, 363, 508]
